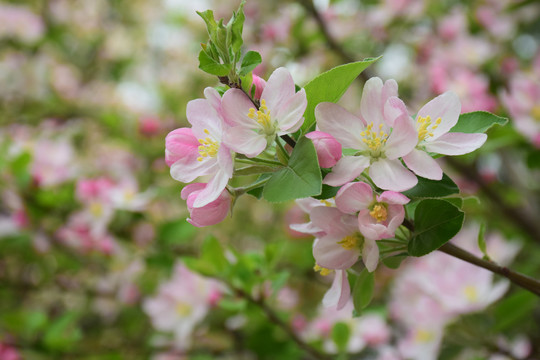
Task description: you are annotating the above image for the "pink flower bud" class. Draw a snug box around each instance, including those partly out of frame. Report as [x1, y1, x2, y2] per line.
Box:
[252, 74, 266, 100]
[181, 183, 231, 227]
[305, 131, 342, 168]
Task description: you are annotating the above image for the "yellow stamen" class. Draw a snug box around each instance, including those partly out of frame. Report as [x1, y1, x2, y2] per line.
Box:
[361, 121, 389, 154]
[338, 233, 363, 250]
[320, 200, 332, 207]
[415, 329, 434, 343]
[417, 115, 442, 141]
[463, 285, 478, 302]
[197, 130, 220, 162]
[247, 99, 274, 134]
[314, 264, 333, 276]
[369, 203, 388, 222]
[176, 302, 192, 316]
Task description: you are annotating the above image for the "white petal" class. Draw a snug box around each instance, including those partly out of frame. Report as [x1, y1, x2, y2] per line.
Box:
[323, 156, 370, 187]
[369, 159, 418, 192]
[424, 132, 487, 155]
[417, 91, 461, 140]
[403, 148, 443, 180]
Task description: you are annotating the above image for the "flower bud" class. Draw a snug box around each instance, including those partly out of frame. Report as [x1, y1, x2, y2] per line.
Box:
[181, 183, 231, 227]
[305, 131, 342, 168]
[252, 73, 266, 100]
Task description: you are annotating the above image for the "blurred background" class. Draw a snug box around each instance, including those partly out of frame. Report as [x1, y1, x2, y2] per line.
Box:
[0, 0, 539, 359]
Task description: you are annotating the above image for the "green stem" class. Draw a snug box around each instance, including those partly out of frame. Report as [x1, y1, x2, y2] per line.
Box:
[235, 157, 283, 167]
[377, 239, 407, 245]
[232, 177, 271, 195]
[275, 137, 290, 162]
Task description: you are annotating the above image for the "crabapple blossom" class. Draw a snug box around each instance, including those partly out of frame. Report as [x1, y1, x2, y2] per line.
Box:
[251, 73, 266, 100]
[222, 67, 307, 157]
[165, 87, 233, 207]
[288, 197, 335, 236]
[335, 181, 409, 240]
[403, 91, 487, 180]
[316, 77, 418, 191]
[305, 131, 342, 168]
[181, 183, 231, 227]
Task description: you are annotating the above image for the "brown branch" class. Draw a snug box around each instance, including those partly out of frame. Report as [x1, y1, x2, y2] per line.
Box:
[446, 157, 540, 243]
[439, 243, 540, 297]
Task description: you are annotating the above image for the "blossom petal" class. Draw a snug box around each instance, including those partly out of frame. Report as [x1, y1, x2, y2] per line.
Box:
[224, 126, 267, 158]
[360, 77, 384, 127]
[310, 206, 350, 237]
[322, 270, 350, 310]
[403, 148, 443, 180]
[170, 156, 218, 183]
[362, 238, 380, 272]
[313, 235, 360, 269]
[181, 183, 206, 200]
[417, 91, 461, 140]
[222, 89, 260, 129]
[377, 191, 410, 205]
[192, 169, 230, 208]
[424, 132, 487, 155]
[187, 98, 222, 140]
[261, 67, 296, 111]
[275, 88, 307, 132]
[315, 102, 365, 148]
[323, 156, 370, 186]
[384, 96, 408, 127]
[369, 159, 418, 192]
[384, 115, 417, 159]
[335, 182, 374, 214]
[165, 128, 200, 167]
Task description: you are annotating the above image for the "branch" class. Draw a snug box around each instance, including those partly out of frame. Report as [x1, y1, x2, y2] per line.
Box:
[229, 284, 333, 360]
[439, 242, 540, 297]
[446, 157, 540, 243]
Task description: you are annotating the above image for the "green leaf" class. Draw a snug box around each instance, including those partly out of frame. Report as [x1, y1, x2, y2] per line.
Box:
[450, 111, 507, 134]
[382, 253, 408, 269]
[300, 57, 380, 134]
[352, 269, 375, 313]
[312, 184, 340, 200]
[331, 322, 350, 352]
[228, 1, 245, 57]
[402, 173, 459, 198]
[408, 199, 464, 256]
[494, 291, 538, 331]
[234, 165, 276, 176]
[43, 312, 82, 351]
[197, 10, 218, 36]
[239, 51, 261, 76]
[526, 150, 540, 169]
[263, 137, 322, 202]
[477, 223, 488, 259]
[202, 236, 228, 273]
[198, 50, 231, 76]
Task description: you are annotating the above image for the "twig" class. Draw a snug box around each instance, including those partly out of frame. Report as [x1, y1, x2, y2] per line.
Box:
[229, 284, 333, 360]
[439, 243, 540, 297]
[446, 157, 540, 243]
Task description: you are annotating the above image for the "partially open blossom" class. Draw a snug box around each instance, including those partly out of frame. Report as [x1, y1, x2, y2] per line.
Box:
[310, 206, 379, 272]
[181, 183, 231, 227]
[306, 131, 342, 168]
[223, 67, 307, 157]
[316, 77, 418, 192]
[336, 181, 409, 240]
[403, 91, 487, 180]
[165, 87, 233, 207]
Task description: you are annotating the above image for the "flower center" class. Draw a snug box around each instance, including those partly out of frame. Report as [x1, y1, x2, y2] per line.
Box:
[176, 302, 192, 316]
[415, 329, 434, 343]
[313, 264, 333, 276]
[463, 285, 478, 302]
[417, 115, 442, 141]
[532, 105, 540, 122]
[370, 203, 388, 222]
[197, 129, 220, 162]
[319, 199, 333, 207]
[361, 122, 388, 155]
[338, 233, 363, 250]
[248, 99, 275, 135]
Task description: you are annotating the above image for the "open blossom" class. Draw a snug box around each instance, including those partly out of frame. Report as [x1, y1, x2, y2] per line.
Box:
[165, 87, 233, 207]
[310, 206, 380, 273]
[403, 91, 487, 180]
[316, 77, 418, 192]
[335, 181, 409, 240]
[143, 263, 222, 350]
[181, 183, 231, 227]
[305, 131, 342, 168]
[289, 197, 335, 236]
[222, 67, 307, 157]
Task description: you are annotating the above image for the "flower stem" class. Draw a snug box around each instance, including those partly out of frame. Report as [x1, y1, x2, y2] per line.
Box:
[275, 137, 290, 162]
[235, 157, 283, 167]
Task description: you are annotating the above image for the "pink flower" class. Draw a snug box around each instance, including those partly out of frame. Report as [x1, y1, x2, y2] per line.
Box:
[0, 342, 20, 360]
[316, 77, 418, 192]
[165, 88, 233, 207]
[305, 131, 342, 168]
[310, 206, 379, 272]
[289, 197, 335, 237]
[222, 67, 307, 157]
[335, 182, 409, 240]
[251, 73, 266, 100]
[322, 269, 350, 310]
[403, 91, 487, 180]
[181, 183, 231, 227]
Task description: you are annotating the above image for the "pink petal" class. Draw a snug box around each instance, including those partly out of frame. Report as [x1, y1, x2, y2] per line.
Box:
[383, 96, 408, 127]
[369, 159, 418, 192]
[358, 211, 391, 239]
[192, 169, 230, 208]
[275, 88, 307, 132]
[384, 115, 417, 159]
[335, 182, 374, 214]
[306, 131, 342, 168]
[377, 191, 410, 205]
[261, 67, 296, 111]
[402, 148, 443, 180]
[310, 206, 349, 237]
[315, 102, 365, 148]
[322, 270, 351, 310]
[424, 132, 487, 155]
[181, 183, 206, 200]
[203, 87, 223, 116]
[313, 235, 360, 269]
[323, 155, 370, 186]
[165, 128, 200, 167]
[222, 89, 260, 129]
[362, 238, 380, 272]
[289, 221, 324, 236]
[223, 126, 267, 158]
[188, 190, 231, 227]
[385, 204, 405, 236]
[170, 156, 218, 183]
[417, 91, 461, 140]
[187, 98, 222, 140]
[360, 77, 385, 127]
